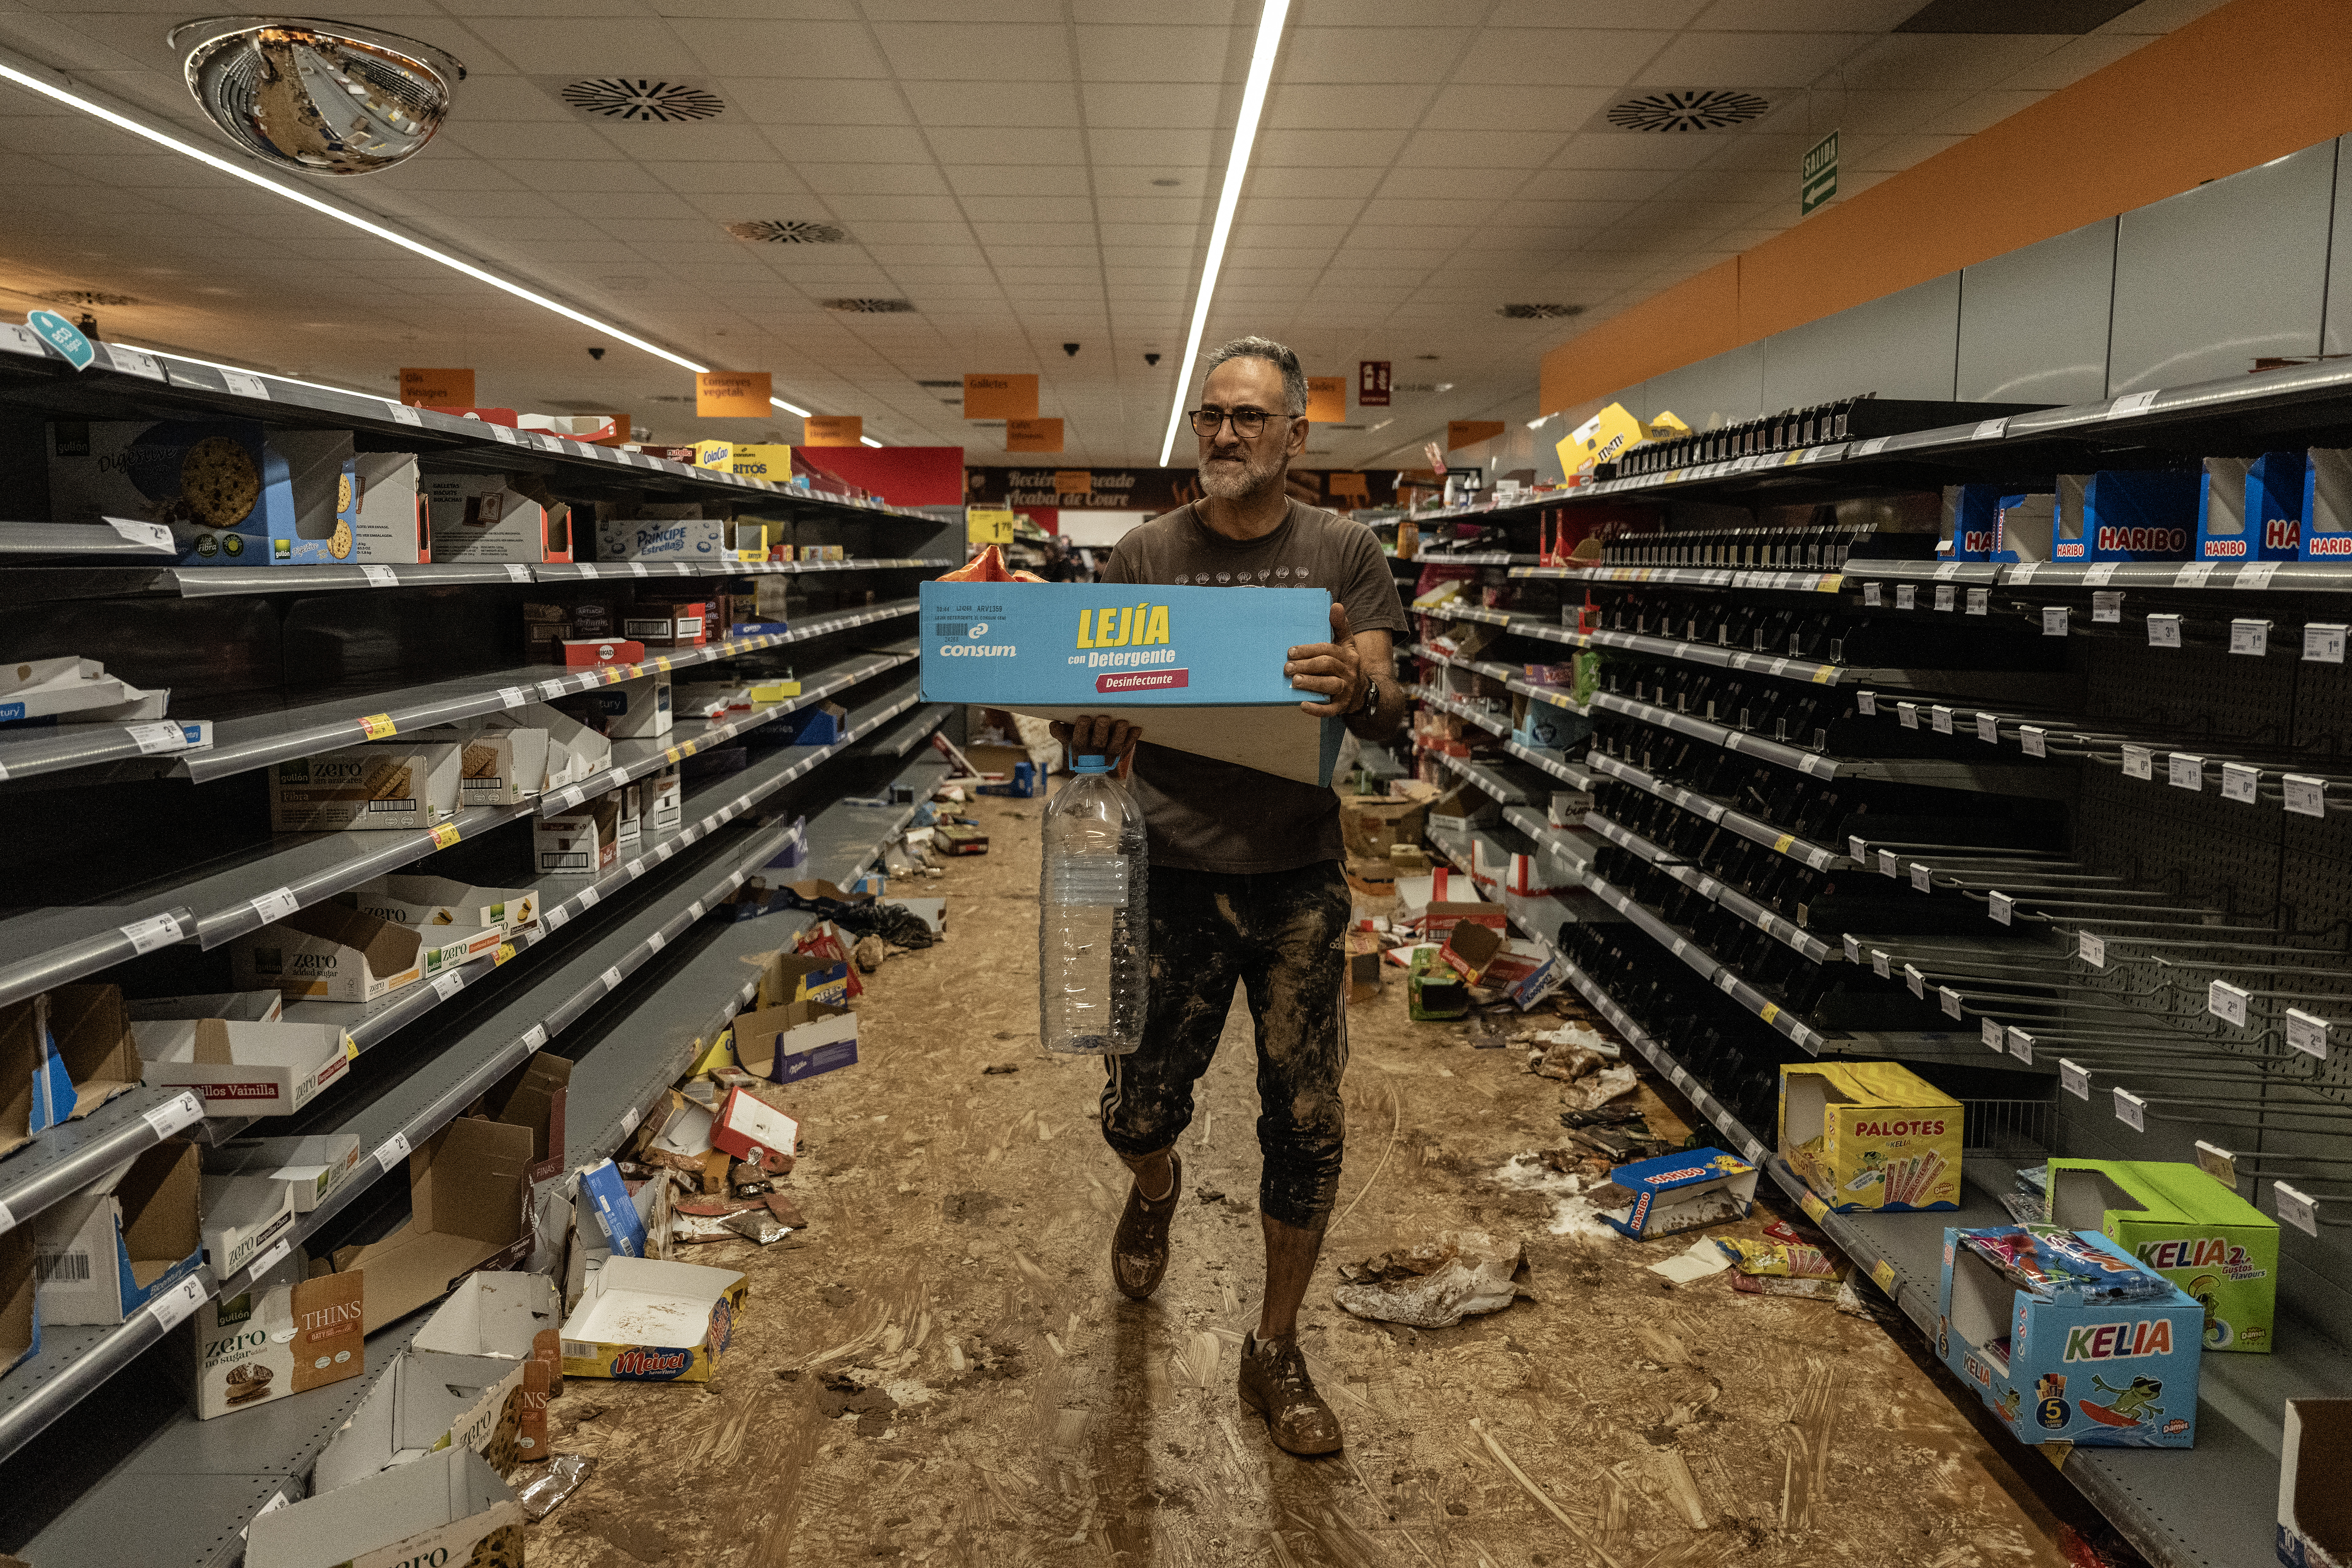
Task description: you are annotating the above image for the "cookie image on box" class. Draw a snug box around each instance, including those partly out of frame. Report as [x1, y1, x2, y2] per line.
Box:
[180, 435, 261, 526]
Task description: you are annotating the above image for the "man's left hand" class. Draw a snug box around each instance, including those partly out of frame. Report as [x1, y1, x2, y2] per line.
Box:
[1286, 602, 1367, 718]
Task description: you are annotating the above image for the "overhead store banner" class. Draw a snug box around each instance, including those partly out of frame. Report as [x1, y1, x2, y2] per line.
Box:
[1306, 377, 1347, 423]
[966, 467, 1403, 514]
[1006, 418, 1063, 453]
[1358, 362, 1390, 407]
[696, 371, 771, 417]
[964, 374, 1038, 421]
[399, 368, 473, 408]
[1447, 420, 1505, 450]
[803, 415, 863, 447]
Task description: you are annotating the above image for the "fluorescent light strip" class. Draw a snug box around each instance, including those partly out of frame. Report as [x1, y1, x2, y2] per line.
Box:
[860, 436, 882, 447]
[1156, 0, 1291, 467]
[0, 53, 822, 422]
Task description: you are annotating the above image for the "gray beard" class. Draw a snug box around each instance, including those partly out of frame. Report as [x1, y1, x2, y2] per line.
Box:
[1198, 451, 1285, 502]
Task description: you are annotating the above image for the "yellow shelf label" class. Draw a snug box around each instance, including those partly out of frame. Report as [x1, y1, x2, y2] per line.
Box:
[665, 746, 682, 765]
[358, 713, 396, 740]
[429, 823, 461, 849]
[1773, 833, 1795, 853]
[1800, 1192, 1830, 1223]
[495, 942, 516, 965]
[1819, 574, 1843, 593]
[1871, 1259, 1897, 1291]
[655, 656, 673, 673]
[342, 1033, 358, 1061]
[1759, 1002, 1780, 1025]
[1811, 666, 1834, 684]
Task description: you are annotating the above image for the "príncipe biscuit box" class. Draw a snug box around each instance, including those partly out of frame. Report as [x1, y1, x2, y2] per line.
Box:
[917, 581, 1342, 785]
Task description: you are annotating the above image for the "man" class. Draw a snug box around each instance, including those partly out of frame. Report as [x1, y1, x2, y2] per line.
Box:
[1052, 336, 1407, 1457]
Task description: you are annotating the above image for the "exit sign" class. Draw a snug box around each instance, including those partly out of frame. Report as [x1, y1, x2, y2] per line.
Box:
[1802, 130, 1838, 216]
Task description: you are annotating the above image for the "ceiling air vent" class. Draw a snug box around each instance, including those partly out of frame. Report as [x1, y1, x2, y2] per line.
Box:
[1498, 304, 1582, 320]
[915, 379, 961, 387]
[40, 289, 140, 307]
[726, 220, 846, 244]
[1605, 89, 1769, 132]
[823, 298, 915, 314]
[560, 78, 725, 123]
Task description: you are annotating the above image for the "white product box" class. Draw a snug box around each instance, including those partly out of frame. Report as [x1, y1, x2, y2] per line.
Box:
[229, 904, 426, 1003]
[347, 874, 537, 936]
[34, 1140, 202, 1325]
[126, 991, 351, 1118]
[312, 1347, 526, 1493]
[642, 765, 682, 835]
[202, 1132, 362, 1212]
[197, 1167, 297, 1277]
[268, 743, 459, 832]
[489, 702, 610, 787]
[0, 656, 136, 722]
[336, 450, 428, 563]
[424, 472, 572, 563]
[535, 794, 620, 877]
[406, 722, 551, 806]
[570, 675, 672, 739]
[247, 1445, 519, 1568]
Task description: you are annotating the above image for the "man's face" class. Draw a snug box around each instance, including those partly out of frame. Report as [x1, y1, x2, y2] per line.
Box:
[1196, 356, 1305, 501]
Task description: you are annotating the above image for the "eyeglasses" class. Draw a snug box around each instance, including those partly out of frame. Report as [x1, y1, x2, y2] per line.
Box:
[1188, 407, 1288, 439]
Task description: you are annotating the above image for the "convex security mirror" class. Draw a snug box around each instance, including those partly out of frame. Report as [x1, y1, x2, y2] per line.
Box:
[172, 16, 465, 176]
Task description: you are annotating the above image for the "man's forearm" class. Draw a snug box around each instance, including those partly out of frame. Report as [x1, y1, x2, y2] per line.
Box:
[1344, 670, 1407, 741]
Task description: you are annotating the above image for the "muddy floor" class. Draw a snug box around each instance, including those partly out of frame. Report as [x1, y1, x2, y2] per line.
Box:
[527, 790, 2120, 1568]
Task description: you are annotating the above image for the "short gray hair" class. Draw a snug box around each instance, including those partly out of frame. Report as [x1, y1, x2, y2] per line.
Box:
[1203, 335, 1307, 418]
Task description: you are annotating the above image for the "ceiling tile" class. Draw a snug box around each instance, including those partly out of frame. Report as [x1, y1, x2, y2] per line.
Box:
[985, 245, 1101, 265]
[1517, 166, 1679, 202]
[1245, 166, 1384, 200]
[439, 121, 626, 161]
[971, 221, 1099, 245]
[1549, 132, 1722, 170]
[1094, 170, 1214, 199]
[1688, 0, 1919, 26]
[818, 193, 967, 222]
[944, 165, 1093, 196]
[872, 22, 1074, 80]
[796, 164, 954, 195]
[1835, 33, 2065, 92]
[1232, 197, 1364, 226]
[1075, 26, 1237, 81]
[1374, 167, 1528, 202]
[1399, 130, 1568, 168]
[1283, 27, 1476, 83]
[843, 220, 980, 245]
[452, 17, 705, 74]
[637, 159, 811, 192]
[1633, 30, 1878, 87]
[1452, 28, 1675, 86]
[1996, 31, 2148, 90]
[960, 196, 1096, 223]
[715, 79, 916, 125]
[1090, 128, 1218, 166]
[923, 126, 1088, 163]
[1255, 128, 1410, 166]
[1081, 82, 1230, 129]
[1420, 84, 1618, 132]
[1264, 81, 1434, 128]
[670, 20, 891, 76]
[763, 124, 936, 163]
[1101, 223, 1203, 246]
[902, 81, 1084, 126]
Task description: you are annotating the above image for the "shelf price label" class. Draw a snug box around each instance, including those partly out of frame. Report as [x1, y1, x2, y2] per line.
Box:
[2020, 726, 2048, 757]
[1966, 587, 1989, 616]
[2041, 605, 2069, 637]
[2008, 1028, 2035, 1064]
[143, 1091, 205, 1140]
[2286, 1008, 2330, 1059]
[1989, 891, 2013, 925]
[2304, 624, 2347, 663]
[118, 911, 184, 955]
[1982, 1018, 2004, 1051]
[373, 1131, 413, 1172]
[505, 564, 533, 583]
[2121, 744, 2154, 780]
[2092, 590, 2124, 622]
[2230, 618, 2270, 656]
[2284, 773, 2327, 818]
[2059, 1059, 2091, 1099]
[2113, 1088, 2147, 1132]
[2208, 979, 2250, 1027]
[1870, 1259, 1899, 1292]
[2276, 1183, 2319, 1237]
[2222, 762, 2260, 803]
[432, 972, 464, 1002]
[1800, 1192, 1830, 1223]
[2079, 931, 2106, 968]
[146, 1275, 208, 1334]
[1972, 417, 2010, 442]
[357, 713, 397, 740]
[2168, 752, 2203, 792]
[2146, 613, 2182, 648]
[429, 823, 462, 849]
[387, 401, 423, 427]
[2107, 389, 2160, 420]
[249, 886, 299, 926]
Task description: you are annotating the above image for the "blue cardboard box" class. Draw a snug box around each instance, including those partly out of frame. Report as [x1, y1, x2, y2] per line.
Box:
[575, 1158, 648, 1259]
[2198, 452, 2304, 562]
[1990, 490, 2055, 563]
[1938, 1225, 2202, 1448]
[2301, 446, 2352, 561]
[2050, 470, 2201, 563]
[1598, 1148, 1758, 1240]
[917, 581, 1343, 784]
[1943, 483, 2005, 562]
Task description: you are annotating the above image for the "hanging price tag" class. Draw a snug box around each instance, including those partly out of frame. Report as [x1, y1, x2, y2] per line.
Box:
[1843, 933, 1862, 963]
[1904, 962, 1926, 997]
[1872, 949, 1891, 978]
[432, 972, 464, 1002]
[2144, 612, 2186, 648]
[1864, 582, 1882, 607]
[2060, 1059, 2090, 1098]
[1898, 702, 1919, 730]
[2092, 590, 2123, 623]
[2008, 1028, 2035, 1064]
[146, 1275, 207, 1334]
[1910, 863, 1932, 893]
[1896, 584, 1916, 610]
[2304, 624, 2346, 663]
[2080, 932, 2106, 967]
[2222, 761, 2260, 802]
[1934, 584, 1956, 612]
[2286, 1008, 2330, 1059]
[2276, 1183, 2319, 1236]
[2122, 744, 2154, 780]
[1857, 690, 1877, 716]
[2208, 979, 2250, 1026]
[2229, 618, 2270, 656]
[1931, 706, 1954, 734]
[2113, 1088, 2147, 1132]
[1982, 1018, 2003, 1051]
[250, 886, 299, 925]
[2168, 753, 2203, 791]
[1989, 891, 2013, 925]
[2041, 605, 2068, 637]
[1966, 587, 1989, 616]
[2195, 1141, 2240, 1185]
[373, 1131, 413, 1173]
[1877, 850, 1900, 878]
[2016, 725, 2049, 758]
[1970, 714, 1997, 745]
[387, 401, 423, 426]
[2284, 773, 2327, 818]
[1940, 985, 1964, 1020]
[118, 912, 184, 955]
[2107, 389, 2160, 419]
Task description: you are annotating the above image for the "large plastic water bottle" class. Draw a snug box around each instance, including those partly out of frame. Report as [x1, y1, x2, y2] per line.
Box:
[1039, 753, 1148, 1054]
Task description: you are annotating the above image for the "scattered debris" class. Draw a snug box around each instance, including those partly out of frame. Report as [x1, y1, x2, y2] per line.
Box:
[853, 934, 890, 972]
[1332, 1231, 1529, 1328]
[514, 1454, 594, 1522]
[1491, 1153, 1615, 1240]
[1649, 1237, 1734, 1283]
[723, 1207, 793, 1244]
[1557, 1064, 1639, 1113]
[982, 1063, 1020, 1075]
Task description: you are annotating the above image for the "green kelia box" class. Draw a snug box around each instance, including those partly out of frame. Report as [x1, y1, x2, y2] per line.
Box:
[2046, 1159, 2278, 1354]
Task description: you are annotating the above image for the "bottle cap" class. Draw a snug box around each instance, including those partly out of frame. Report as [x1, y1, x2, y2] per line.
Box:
[1072, 754, 1111, 774]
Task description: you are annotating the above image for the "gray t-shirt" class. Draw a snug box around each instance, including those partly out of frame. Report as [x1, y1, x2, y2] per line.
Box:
[1102, 500, 1407, 874]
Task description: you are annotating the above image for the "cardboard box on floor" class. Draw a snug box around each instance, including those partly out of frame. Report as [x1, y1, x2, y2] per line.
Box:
[246, 1443, 521, 1568]
[729, 997, 858, 1086]
[230, 903, 425, 1004]
[35, 1140, 202, 1325]
[1599, 1149, 1758, 1240]
[1937, 1226, 2201, 1448]
[181, 1249, 364, 1419]
[313, 1346, 528, 1493]
[920, 582, 1343, 785]
[1780, 1062, 1963, 1213]
[559, 1255, 748, 1384]
[413, 1272, 561, 1461]
[127, 991, 350, 1118]
[31, 984, 141, 1125]
[329, 1117, 534, 1334]
[2046, 1159, 2279, 1353]
[2280, 1399, 2352, 1568]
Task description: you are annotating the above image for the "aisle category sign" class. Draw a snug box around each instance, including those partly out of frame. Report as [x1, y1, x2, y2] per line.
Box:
[803, 415, 863, 446]
[1007, 418, 1064, 453]
[1447, 420, 1505, 450]
[400, 368, 474, 407]
[965, 374, 1038, 420]
[696, 371, 771, 417]
[1306, 377, 1347, 423]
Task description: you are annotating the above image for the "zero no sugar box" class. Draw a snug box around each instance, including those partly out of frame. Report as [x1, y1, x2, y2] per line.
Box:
[918, 582, 1343, 785]
[1780, 1062, 1962, 1213]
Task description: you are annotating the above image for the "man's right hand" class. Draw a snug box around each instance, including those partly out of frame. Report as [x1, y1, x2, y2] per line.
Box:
[1048, 715, 1144, 777]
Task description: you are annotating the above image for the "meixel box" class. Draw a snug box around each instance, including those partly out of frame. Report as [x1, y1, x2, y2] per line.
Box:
[2197, 451, 2304, 562]
[1599, 1149, 1758, 1240]
[560, 1256, 748, 1384]
[918, 581, 1343, 785]
[1780, 1061, 1962, 1212]
[1938, 1226, 2201, 1448]
[2046, 1159, 2278, 1353]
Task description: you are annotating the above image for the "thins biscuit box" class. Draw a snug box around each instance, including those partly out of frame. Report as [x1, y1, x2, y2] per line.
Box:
[2046, 1159, 2278, 1353]
[560, 1256, 747, 1384]
[185, 1251, 365, 1419]
[1938, 1226, 2201, 1448]
[917, 581, 1343, 785]
[1780, 1062, 1962, 1213]
[1599, 1149, 1758, 1240]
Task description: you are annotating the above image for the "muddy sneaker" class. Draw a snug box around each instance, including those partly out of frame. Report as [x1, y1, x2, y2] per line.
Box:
[1238, 1332, 1344, 1456]
[1110, 1150, 1181, 1299]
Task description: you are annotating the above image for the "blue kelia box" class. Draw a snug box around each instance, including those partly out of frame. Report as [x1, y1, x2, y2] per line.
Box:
[918, 581, 1342, 784]
[1938, 1225, 2202, 1449]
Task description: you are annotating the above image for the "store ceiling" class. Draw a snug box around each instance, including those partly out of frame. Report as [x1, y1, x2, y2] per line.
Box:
[0, 0, 2222, 469]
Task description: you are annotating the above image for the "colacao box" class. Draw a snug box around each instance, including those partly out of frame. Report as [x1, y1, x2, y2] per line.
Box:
[559, 1256, 748, 1384]
[1780, 1061, 1962, 1212]
[246, 1445, 520, 1568]
[2046, 1159, 2278, 1353]
[2198, 451, 2304, 561]
[1598, 1148, 1758, 1240]
[231, 904, 425, 1003]
[184, 1250, 365, 1419]
[918, 581, 1343, 786]
[348, 874, 537, 937]
[2049, 470, 2201, 563]
[1938, 1226, 2201, 1448]
[202, 1132, 362, 1212]
[2279, 1399, 2352, 1567]
[268, 743, 460, 832]
[34, 1140, 202, 1325]
[126, 991, 350, 1118]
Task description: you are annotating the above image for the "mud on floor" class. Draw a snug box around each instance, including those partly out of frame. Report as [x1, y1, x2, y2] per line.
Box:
[526, 792, 2107, 1568]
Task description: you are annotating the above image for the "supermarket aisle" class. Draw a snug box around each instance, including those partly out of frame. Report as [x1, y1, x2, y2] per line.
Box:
[525, 792, 2103, 1568]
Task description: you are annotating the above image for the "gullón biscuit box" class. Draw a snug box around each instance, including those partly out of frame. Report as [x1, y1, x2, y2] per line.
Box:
[2047, 1159, 2277, 1353]
[1780, 1061, 1962, 1213]
[918, 581, 1343, 785]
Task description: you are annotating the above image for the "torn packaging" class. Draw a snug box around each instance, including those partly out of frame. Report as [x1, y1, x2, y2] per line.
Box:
[329, 1118, 534, 1334]
[313, 1346, 527, 1493]
[35, 1140, 202, 1324]
[28, 984, 141, 1124]
[1332, 1231, 1527, 1329]
[560, 1255, 748, 1384]
[712, 1088, 800, 1173]
[729, 997, 858, 1087]
[481, 1051, 571, 1185]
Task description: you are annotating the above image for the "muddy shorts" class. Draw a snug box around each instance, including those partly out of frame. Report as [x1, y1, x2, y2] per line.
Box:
[1099, 861, 1350, 1229]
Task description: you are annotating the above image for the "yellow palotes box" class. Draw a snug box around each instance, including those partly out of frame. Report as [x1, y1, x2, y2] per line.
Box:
[1780, 1061, 1962, 1212]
